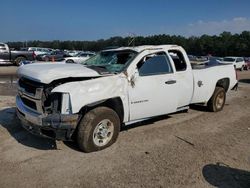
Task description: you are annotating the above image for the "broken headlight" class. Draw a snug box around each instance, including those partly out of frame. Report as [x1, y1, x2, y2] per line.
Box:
[44, 92, 72, 114]
[60, 93, 72, 114]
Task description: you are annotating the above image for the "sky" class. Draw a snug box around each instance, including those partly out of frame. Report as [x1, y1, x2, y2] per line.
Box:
[1, 0, 250, 42]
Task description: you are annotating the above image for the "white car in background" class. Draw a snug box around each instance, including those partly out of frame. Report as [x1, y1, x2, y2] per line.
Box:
[68, 50, 81, 57]
[222, 57, 245, 71]
[65, 52, 95, 64]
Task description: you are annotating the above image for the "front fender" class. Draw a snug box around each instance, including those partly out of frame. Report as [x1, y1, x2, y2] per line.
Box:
[51, 75, 129, 121]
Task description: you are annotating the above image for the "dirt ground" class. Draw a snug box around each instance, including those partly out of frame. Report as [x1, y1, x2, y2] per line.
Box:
[0, 66, 249, 188]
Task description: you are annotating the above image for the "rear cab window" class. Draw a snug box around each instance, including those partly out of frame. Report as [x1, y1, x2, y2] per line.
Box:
[168, 50, 187, 72]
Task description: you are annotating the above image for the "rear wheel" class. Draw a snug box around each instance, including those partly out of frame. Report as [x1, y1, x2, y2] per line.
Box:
[207, 87, 226, 112]
[240, 66, 244, 71]
[14, 56, 26, 66]
[77, 107, 120, 153]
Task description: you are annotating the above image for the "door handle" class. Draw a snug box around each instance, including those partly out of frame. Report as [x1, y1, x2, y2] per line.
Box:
[165, 80, 177, 84]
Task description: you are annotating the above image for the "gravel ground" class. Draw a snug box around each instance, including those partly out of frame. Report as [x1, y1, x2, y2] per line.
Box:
[0, 67, 249, 188]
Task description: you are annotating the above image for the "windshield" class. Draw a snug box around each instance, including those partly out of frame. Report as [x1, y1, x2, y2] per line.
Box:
[83, 50, 138, 73]
[223, 57, 235, 62]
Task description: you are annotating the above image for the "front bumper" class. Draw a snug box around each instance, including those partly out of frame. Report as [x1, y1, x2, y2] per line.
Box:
[16, 95, 79, 140]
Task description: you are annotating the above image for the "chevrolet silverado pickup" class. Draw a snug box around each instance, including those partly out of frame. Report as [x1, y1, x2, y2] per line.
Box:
[0, 43, 35, 65]
[16, 45, 238, 152]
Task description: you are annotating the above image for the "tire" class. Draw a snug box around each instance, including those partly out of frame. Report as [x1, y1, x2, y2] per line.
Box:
[14, 56, 26, 66]
[240, 66, 244, 71]
[207, 87, 226, 112]
[66, 59, 75, 64]
[77, 107, 120, 153]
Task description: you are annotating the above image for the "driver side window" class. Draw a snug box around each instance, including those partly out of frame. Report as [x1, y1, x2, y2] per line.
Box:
[137, 53, 173, 76]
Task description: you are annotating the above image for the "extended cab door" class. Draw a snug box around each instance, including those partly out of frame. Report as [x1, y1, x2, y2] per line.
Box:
[168, 49, 193, 108]
[128, 52, 178, 121]
[0, 43, 10, 62]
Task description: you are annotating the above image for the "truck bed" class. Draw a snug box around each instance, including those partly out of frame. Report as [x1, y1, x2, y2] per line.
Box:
[191, 63, 237, 104]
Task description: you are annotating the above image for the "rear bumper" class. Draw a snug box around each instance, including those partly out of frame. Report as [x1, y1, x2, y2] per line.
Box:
[16, 95, 79, 140]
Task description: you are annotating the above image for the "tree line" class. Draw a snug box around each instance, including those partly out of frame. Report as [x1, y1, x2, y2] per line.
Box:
[7, 31, 250, 57]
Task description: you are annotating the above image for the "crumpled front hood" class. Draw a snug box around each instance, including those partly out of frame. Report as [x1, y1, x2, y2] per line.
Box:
[17, 62, 101, 84]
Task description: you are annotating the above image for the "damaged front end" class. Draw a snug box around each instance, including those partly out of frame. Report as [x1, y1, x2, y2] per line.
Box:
[16, 77, 82, 140]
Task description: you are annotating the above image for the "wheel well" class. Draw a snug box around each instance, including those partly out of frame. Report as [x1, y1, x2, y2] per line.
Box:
[66, 59, 74, 63]
[79, 97, 124, 123]
[15, 55, 26, 60]
[216, 78, 230, 92]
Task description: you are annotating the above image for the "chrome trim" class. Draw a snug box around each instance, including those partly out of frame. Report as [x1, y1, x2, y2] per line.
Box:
[18, 94, 43, 114]
[16, 95, 43, 126]
[17, 82, 43, 99]
[17, 79, 44, 114]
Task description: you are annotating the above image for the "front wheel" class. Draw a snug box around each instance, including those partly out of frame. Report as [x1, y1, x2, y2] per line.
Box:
[240, 66, 244, 71]
[207, 87, 226, 112]
[77, 107, 120, 153]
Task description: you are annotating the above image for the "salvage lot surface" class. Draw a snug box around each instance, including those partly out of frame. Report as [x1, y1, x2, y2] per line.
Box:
[0, 66, 250, 188]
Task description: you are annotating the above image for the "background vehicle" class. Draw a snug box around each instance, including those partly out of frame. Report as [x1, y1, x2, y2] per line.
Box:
[188, 55, 197, 61]
[0, 43, 35, 65]
[65, 52, 95, 63]
[68, 50, 81, 57]
[193, 56, 222, 67]
[16, 45, 238, 152]
[222, 57, 245, 71]
[28, 47, 52, 56]
[210, 56, 223, 62]
[36, 50, 71, 61]
[243, 57, 250, 70]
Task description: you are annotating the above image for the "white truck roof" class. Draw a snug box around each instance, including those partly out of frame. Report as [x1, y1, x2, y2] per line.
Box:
[105, 45, 180, 53]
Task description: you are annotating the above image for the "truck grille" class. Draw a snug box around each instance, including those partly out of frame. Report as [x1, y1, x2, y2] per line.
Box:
[18, 77, 44, 96]
[18, 77, 44, 113]
[18, 78, 37, 95]
[20, 96, 37, 110]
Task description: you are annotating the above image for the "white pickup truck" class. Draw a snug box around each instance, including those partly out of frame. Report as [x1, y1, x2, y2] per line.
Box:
[16, 45, 238, 152]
